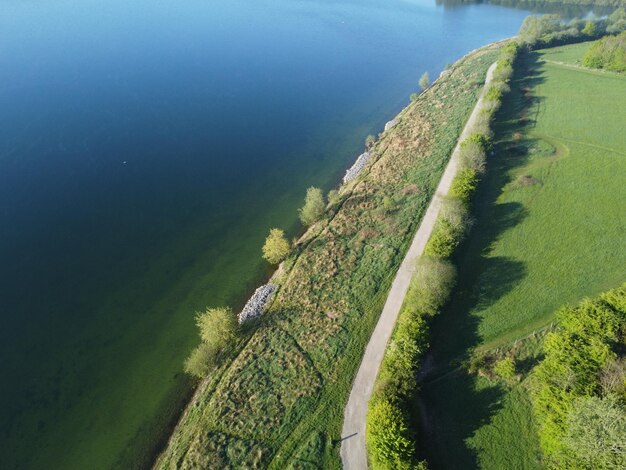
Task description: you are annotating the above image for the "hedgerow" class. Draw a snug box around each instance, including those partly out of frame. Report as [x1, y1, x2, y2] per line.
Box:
[366, 41, 520, 468]
[531, 284, 626, 469]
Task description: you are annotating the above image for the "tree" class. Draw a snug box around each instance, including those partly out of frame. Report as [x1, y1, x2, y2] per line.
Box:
[582, 20, 597, 37]
[564, 395, 626, 469]
[367, 398, 415, 469]
[419, 72, 430, 90]
[409, 93, 418, 102]
[184, 343, 218, 379]
[195, 307, 236, 348]
[327, 189, 341, 206]
[365, 134, 376, 149]
[262, 228, 290, 264]
[299, 186, 325, 226]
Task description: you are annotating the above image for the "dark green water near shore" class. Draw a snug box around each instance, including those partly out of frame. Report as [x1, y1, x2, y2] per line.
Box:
[0, 0, 590, 468]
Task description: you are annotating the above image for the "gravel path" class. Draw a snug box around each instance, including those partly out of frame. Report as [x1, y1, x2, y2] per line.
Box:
[339, 61, 498, 470]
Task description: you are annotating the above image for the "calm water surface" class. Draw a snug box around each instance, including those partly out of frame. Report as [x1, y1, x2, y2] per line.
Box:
[0, 0, 534, 467]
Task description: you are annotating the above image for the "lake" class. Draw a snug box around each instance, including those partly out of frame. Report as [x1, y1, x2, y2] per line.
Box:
[0, 0, 567, 468]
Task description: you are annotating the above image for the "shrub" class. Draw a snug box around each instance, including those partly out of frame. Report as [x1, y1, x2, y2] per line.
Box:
[582, 20, 598, 37]
[299, 186, 325, 226]
[582, 31, 626, 73]
[327, 189, 341, 207]
[262, 228, 290, 264]
[184, 342, 219, 379]
[196, 307, 237, 348]
[409, 92, 419, 102]
[382, 196, 395, 213]
[366, 134, 376, 149]
[607, 8, 626, 35]
[419, 72, 430, 90]
[531, 284, 626, 466]
[564, 395, 626, 469]
[367, 398, 415, 469]
[440, 197, 470, 232]
[459, 134, 488, 174]
[450, 168, 479, 203]
[404, 257, 456, 316]
[424, 220, 460, 258]
[494, 357, 516, 380]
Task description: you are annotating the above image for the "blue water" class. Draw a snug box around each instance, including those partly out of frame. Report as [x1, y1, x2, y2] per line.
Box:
[0, 0, 533, 468]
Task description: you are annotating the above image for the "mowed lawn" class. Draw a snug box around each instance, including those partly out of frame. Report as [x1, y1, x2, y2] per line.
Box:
[417, 42, 626, 469]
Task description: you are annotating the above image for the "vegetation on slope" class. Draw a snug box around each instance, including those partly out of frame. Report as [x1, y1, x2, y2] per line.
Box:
[531, 285, 626, 469]
[518, 9, 626, 48]
[416, 36, 626, 469]
[583, 30, 626, 71]
[156, 43, 501, 469]
[366, 42, 520, 469]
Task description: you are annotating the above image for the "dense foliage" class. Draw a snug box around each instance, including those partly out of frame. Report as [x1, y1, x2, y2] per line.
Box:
[298, 186, 326, 226]
[366, 41, 519, 469]
[262, 227, 291, 264]
[184, 307, 238, 378]
[531, 284, 626, 469]
[583, 31, 626, 72]
[519, 10, 626, 49]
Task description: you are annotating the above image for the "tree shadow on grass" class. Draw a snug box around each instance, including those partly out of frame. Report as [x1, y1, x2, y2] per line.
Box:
[414, 52, 546, 468]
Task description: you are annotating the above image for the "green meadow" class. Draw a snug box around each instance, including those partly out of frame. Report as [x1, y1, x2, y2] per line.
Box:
[417, 41, 626, 469]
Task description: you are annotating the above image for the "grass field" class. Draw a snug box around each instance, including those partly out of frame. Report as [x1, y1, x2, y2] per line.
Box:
[417, 41, 626, 469]
[155, 45, 501, 469]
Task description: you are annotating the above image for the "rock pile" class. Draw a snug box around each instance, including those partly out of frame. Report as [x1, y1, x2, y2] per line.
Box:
[343, 151, 371, 183]
[237, 284, 277, 324]
[384, 118, 398, 132]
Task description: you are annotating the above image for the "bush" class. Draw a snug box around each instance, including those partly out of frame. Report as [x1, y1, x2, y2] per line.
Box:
[404, 257, 456, 316]
[419, 72, 430, 90]
[262, 228, 291, 264]
[450, 168, 479, 203]
[424, 220, 460, 258]
[366, 134, 376, 149]
[459, 134, 488, 174]
[196, 307, 237, 348]
[564, 395, 626, 469]
[582, 31, 626, 73]
[299, 186, 325, 226]
[184, 343, 219, 379]
[494, 357, 516, 380]
[531, 284, 626, 467]
[367, 398, 415, 470]
[327, 189, 341, 207]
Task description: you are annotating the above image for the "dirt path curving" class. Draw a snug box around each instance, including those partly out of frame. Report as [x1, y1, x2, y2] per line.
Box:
[339, 61, 498, 470]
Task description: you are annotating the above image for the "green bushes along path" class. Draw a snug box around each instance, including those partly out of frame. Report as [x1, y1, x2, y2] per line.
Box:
[366, 42, 519, 470]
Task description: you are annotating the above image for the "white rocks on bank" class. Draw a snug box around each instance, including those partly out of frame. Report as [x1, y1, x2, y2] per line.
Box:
[384, 118, 398, 132]
[238, 284, 277, 324]
[343, 151, 371, 183]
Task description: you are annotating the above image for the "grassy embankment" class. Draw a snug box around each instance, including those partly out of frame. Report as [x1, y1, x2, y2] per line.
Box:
[417, 40, 626, 469]
[155, 45, 501, 469]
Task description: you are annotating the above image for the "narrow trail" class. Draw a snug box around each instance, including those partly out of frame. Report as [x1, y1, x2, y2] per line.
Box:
[339, 61, 498, 470]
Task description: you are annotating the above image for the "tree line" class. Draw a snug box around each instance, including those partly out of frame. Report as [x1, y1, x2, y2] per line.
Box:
[366, 41, 521, 470]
